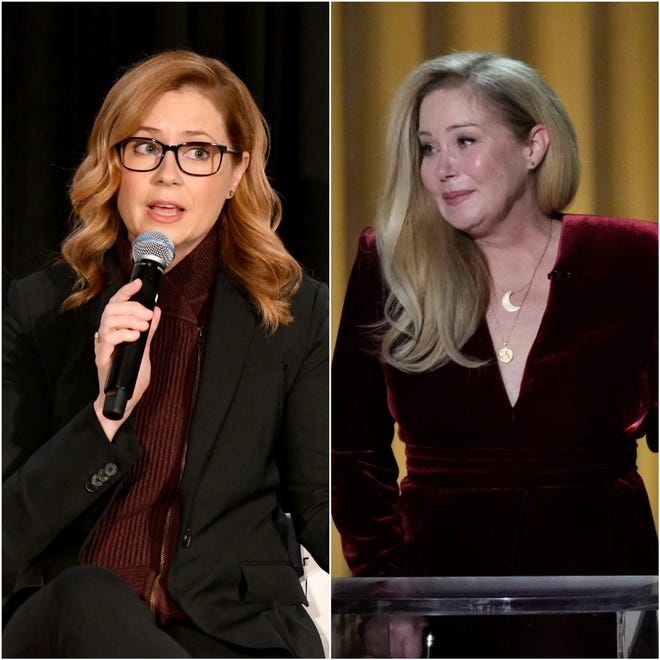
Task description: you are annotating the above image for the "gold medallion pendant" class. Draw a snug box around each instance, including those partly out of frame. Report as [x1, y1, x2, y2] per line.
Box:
[498, 345, 514, 363]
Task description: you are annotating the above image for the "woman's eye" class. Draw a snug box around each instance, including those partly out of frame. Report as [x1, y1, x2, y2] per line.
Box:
[457, 136, 476, 148]
[135, 141, 159, 156]
[183, 146, 211, 161]
[420, 143, 436, 157]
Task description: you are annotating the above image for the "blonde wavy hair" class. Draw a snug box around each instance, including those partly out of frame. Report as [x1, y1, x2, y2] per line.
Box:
[377, 52, 579, 372]
[62, 50, 301, 331]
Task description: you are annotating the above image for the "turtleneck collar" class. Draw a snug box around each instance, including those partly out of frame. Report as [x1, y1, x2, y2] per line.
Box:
[158, 227, 220, 323]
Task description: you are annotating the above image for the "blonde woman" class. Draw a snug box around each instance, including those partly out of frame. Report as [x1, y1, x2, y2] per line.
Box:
[332, 52, 657, 657]
[4, 51, 328, 658]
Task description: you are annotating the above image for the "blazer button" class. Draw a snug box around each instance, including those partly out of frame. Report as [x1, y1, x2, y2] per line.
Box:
[104, 463, 118, 477]
[182, 529, 192, 548]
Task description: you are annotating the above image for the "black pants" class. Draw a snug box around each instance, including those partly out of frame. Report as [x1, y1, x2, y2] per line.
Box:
[2, 566, 292, 658]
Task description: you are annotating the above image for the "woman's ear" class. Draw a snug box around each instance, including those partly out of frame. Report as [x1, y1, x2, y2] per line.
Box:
[527, 124, 549, 170]
[230, 151, 250, 194]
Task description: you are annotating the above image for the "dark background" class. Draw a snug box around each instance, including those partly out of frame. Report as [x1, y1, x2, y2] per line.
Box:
[2, 2, 329, 299]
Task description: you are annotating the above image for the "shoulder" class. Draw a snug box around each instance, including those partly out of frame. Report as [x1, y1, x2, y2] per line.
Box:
[563, 214, 657, 250]
[344, 226, 382, 280]
[348, 227, 385, 294]
[280, 274, 328, 345]
[3, 263, 98, 376]
[297, 272, 328, 300]
[291, 274, 328, 317]
[265, 275, 328, 380]
[5, 262, 77, 321]
[355, 227, 381, 270]
[562, 214, 657, 273]
[358, 226, 378, 252]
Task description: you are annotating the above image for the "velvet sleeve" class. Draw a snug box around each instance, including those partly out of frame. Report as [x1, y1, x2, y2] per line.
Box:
[644, 248, 658, 453]
[622, 217, 658, 453]
[331, 228, 404, 576]
[645, 336, 658, 452]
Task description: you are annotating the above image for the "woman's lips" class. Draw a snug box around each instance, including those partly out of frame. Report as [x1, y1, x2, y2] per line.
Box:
[147, 203, 184, 223]
[441, 190, 473, 206]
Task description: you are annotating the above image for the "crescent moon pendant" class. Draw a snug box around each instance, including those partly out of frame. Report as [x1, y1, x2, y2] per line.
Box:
[502, 290, 521, 313]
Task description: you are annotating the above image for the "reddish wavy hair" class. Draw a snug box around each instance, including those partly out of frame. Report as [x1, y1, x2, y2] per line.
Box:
[62, 50, 301, 331]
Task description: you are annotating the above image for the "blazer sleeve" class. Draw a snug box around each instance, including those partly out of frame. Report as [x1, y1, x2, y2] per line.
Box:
[279, 278, 330, 573]
[331, 228, 404, 576]
[2, 275, 141, 577]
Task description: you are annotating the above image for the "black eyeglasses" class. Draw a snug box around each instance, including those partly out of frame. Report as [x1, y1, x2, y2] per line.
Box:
[116, 137, 240, 176]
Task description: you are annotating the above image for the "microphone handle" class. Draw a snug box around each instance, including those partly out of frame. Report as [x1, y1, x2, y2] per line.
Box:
[102, 259, 164, 420]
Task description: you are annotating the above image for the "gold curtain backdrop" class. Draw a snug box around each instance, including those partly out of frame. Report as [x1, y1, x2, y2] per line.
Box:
[331, 2, 658, 576]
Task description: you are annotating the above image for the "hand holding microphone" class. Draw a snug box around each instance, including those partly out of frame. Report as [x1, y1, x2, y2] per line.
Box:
[94, 230, 175, 432]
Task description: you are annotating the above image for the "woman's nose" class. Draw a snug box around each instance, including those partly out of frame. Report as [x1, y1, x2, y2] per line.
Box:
[154, 150, 182, 184]
[435, 151, 456, 181]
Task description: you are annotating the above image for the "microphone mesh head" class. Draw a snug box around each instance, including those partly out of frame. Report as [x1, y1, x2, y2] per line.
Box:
[131, 230, 175, 268]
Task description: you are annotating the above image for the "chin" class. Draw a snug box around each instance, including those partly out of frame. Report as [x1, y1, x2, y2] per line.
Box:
[440, 210, 475, 230]
[136, 222, 181, 240]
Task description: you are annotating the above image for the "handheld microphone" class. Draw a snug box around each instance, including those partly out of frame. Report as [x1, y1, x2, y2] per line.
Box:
[102, 230, 175, 420]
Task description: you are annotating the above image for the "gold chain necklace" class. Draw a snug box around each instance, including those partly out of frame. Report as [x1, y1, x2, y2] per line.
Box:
[490, 219, 553, 363]
[497, 220, 554, 313]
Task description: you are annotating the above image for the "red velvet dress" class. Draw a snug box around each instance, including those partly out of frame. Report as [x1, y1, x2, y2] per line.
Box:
[332, 215, 658, 579]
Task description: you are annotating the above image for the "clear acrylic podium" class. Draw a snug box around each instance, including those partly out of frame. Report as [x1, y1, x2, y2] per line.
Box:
[331, 575, 658, 658]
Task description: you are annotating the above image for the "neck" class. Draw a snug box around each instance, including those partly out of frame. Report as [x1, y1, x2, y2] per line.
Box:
[475, 205, 551, 254]
[480, 215, 557, 291]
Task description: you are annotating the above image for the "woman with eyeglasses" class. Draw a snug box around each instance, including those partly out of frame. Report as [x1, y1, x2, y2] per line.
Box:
[332, 52, 657, 657]
[3, 51, 328, 658]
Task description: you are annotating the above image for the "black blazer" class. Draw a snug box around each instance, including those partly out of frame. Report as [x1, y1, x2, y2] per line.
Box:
[3, 256, 329, 657]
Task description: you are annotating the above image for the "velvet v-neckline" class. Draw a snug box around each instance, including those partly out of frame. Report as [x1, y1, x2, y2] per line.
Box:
[480, 216, 568, 410]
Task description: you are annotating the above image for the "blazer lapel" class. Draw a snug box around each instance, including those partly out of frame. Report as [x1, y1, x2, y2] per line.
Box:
[182, 268, 258, 488]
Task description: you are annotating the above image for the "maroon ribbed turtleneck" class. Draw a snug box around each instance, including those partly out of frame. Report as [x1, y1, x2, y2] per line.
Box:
[83, 229, 219, 625]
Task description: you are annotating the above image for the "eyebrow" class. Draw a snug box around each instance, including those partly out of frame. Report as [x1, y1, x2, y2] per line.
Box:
[418, 122, 480, 137]
[135, 126, 217, 141]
